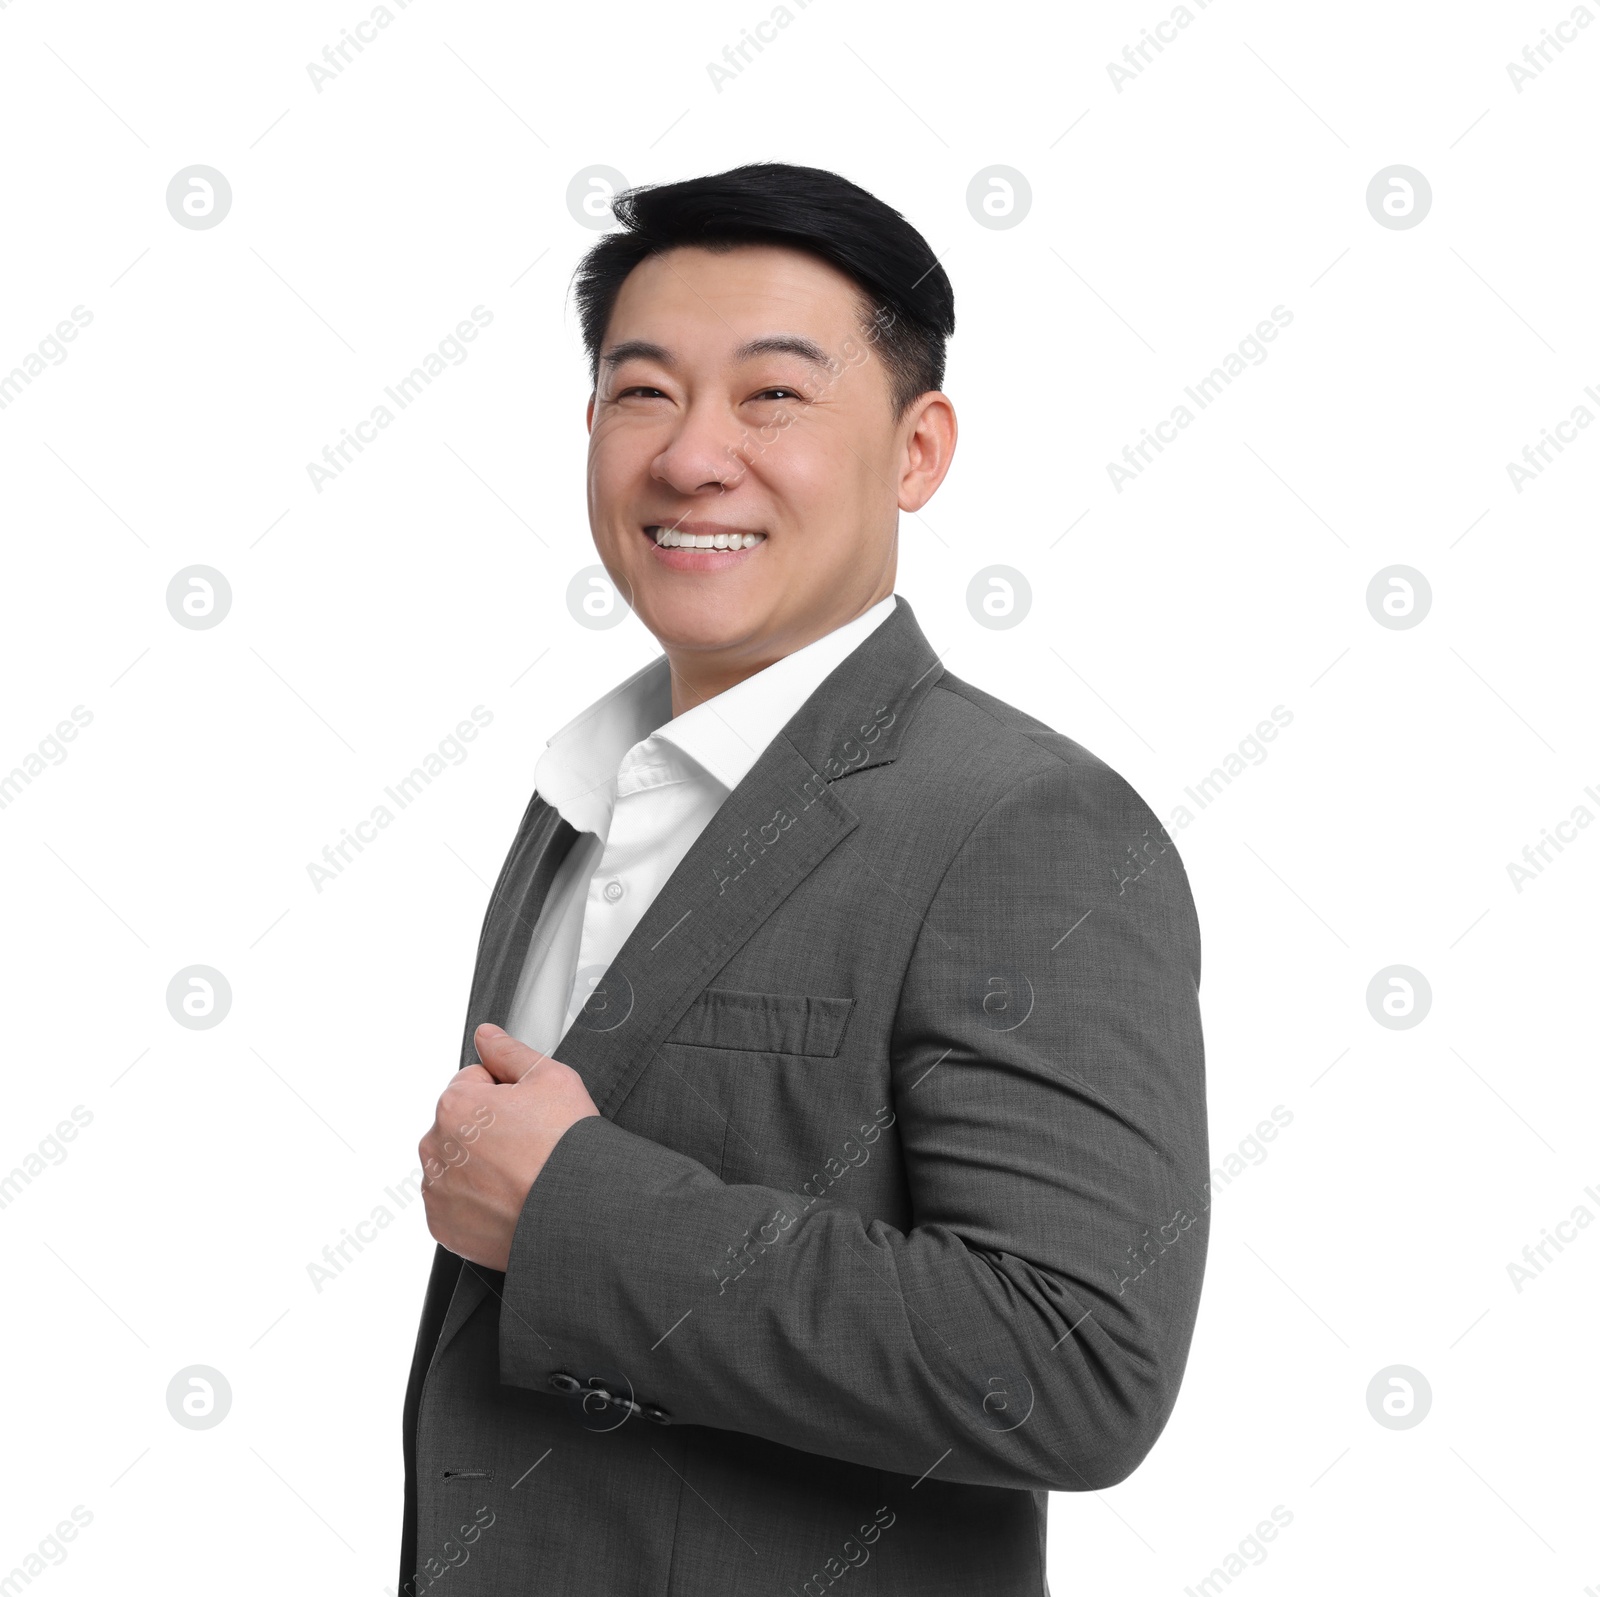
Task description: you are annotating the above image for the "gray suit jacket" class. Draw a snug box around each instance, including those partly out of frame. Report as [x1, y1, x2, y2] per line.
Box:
[399, 593, 1209, 1596]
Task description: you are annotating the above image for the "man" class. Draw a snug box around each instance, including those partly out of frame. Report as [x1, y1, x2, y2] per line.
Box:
[401, 161, 1208, 1596]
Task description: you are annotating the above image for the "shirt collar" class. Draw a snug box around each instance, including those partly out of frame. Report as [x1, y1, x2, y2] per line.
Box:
[534, 595, 897, 833]
[654, 595, 897, 792]
[532, 651, 674, 836]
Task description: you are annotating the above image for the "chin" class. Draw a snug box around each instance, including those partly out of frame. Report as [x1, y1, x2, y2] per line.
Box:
[633, 584, 766, 652]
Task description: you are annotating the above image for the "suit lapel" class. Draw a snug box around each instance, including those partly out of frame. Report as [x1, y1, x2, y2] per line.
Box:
[551, 593, 945, 1117]
[429, 594, 946, 1361]
[457, 796, 579, 1066]
[425, 790, 580, 1361]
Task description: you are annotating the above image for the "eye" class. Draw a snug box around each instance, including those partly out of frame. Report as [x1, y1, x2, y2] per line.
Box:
[616, 385, 668, 400]
[751, 387, 805, 403]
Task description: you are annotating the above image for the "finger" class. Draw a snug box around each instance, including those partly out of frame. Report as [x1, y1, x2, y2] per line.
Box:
[453, 1063, 494, 1088]
[474, 1022, 548, 1085]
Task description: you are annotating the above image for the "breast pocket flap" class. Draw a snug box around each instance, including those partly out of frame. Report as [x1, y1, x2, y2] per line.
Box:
[666, 987, 855, 1058]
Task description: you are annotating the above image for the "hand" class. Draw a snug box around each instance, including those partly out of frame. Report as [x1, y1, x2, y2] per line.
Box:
[418, 1023, 601, 1272]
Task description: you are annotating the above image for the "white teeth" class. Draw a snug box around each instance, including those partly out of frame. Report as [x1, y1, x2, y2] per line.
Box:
[650, 527, 764, 549]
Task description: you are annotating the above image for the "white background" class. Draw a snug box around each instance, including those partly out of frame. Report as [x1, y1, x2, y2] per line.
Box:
[1, 0, 1596, 1592]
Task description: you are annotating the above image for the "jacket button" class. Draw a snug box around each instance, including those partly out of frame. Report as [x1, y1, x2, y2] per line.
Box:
[548, 1371, 581, 1394]
[643, 1404, 672, 1425]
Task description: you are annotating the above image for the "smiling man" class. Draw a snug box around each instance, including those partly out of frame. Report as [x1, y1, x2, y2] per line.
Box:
[400, 161, 1209, 1597]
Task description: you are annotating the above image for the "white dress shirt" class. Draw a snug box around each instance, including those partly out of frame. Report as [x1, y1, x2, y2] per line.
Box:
[504, 596, 896, 1057]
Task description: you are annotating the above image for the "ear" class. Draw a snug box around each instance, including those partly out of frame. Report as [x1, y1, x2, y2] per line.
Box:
[897, 391, 957, 514]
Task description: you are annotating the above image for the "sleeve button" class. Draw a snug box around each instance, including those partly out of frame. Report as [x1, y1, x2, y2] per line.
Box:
[643, 1404, 672, 1425]
[548, 1371, 581, 1394]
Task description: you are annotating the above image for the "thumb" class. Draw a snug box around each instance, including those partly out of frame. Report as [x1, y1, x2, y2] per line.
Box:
[474, 1023, 548, 1085]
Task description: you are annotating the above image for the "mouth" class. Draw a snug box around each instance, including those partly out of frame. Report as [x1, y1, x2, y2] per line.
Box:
[640, 522, 767, 571]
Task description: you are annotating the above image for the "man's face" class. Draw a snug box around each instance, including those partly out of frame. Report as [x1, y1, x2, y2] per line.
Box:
[585, 244, 939, 690]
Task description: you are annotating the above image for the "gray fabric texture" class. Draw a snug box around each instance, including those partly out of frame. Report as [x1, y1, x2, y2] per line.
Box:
[399, 593, 1209, 1596]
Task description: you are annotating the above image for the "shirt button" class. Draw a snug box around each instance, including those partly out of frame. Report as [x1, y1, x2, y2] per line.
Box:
[603, 880, 625, 903]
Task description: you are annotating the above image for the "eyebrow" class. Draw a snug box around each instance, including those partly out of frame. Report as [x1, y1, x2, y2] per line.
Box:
[599, 334, 833, 371]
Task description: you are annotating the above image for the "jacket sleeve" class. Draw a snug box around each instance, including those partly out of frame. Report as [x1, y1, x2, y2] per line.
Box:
[496, 756, 1209, 1493]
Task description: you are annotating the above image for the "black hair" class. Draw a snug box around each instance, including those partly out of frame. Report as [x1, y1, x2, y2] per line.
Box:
[570, 161, 955, 424]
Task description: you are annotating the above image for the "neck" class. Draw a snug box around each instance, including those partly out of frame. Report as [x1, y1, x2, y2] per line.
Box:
[662, 595, 891, 719]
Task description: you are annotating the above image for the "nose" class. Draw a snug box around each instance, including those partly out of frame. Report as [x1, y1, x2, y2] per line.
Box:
[650, 399, 755, 497]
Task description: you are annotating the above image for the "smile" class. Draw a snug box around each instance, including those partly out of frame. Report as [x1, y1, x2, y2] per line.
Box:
[645, 525, 766, 549]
